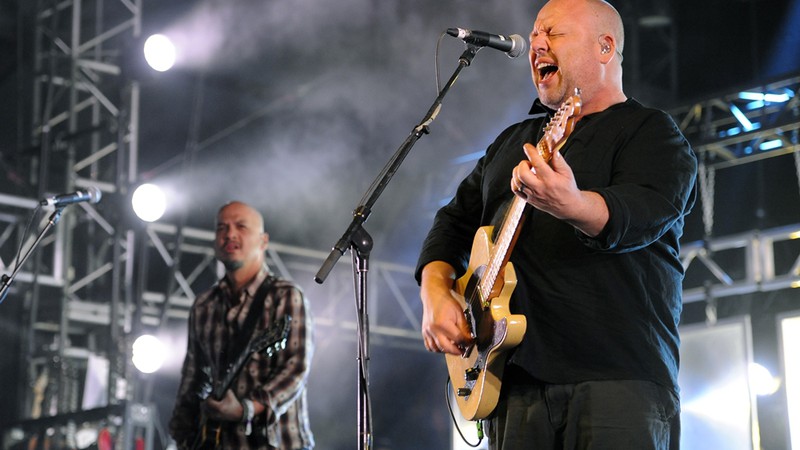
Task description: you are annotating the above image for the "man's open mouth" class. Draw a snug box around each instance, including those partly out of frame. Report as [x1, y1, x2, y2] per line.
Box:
[537, 62, 558, 82]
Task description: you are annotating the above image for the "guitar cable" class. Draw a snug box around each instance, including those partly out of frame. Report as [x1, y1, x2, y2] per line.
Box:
[445, 376, 485, 448]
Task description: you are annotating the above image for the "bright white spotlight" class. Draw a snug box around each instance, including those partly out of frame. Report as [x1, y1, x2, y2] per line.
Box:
[750, 362, 780, 396]
[143, 34, 176, 72]
[132, 183, 167, 222]
[132, 334, 166, 374]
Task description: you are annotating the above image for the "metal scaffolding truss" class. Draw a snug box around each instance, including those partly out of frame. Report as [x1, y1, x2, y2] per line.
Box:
[670, 75, 800, 168]
[133, 223, 422, 346]
[672, 75, 800, 305]
[1, 0, 143, 447]
[682, 224, 800, 303]
[27, 0, 142, 378]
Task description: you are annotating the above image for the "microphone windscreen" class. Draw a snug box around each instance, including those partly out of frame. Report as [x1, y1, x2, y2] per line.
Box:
[87, 186, 102, 204]
[507, 34, 527, 58]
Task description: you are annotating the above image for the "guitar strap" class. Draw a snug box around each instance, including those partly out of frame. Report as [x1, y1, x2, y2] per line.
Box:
[224, 274, 277, 371]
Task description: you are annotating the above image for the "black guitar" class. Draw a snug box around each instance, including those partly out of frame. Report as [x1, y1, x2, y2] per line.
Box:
[191, 315, 292, 449]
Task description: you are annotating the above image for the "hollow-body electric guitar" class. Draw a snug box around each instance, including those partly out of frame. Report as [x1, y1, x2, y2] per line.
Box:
[192, 316, 292, 449]
[446, 92, 582, 421]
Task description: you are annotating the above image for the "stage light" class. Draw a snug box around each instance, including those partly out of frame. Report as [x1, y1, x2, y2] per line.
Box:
[749, 363, 780, 396]
[131, 183, 167, 222]
[738, 91, 792, 103]
[729, 104, 756, 132]
[143, 34, 176, 72]
[719, 126, 742, 138]
[132, 334, 167, 374]
[758, 139, 783, 151]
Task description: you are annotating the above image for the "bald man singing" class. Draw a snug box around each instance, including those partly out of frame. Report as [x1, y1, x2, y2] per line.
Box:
[416, 1, 697, 448]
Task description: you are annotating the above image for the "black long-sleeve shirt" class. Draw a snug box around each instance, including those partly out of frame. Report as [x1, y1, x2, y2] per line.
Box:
[416, 98, 697, 392]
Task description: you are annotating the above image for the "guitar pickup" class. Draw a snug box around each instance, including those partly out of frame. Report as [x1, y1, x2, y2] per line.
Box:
[459, 306, 479, 359]
[456, 387, 471, 397]
[464, 367, 480, 381]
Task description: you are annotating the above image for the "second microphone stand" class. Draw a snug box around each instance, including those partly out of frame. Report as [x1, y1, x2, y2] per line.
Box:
[314, 44, 481, 450]
[0, 206, 65, 305]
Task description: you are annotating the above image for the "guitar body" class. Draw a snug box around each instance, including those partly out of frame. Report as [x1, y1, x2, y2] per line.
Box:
[446, 225, 527, 421]
[191, 427, 220, 450]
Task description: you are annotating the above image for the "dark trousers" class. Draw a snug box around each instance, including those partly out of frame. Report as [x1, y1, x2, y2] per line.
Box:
[487, 374, 680, 450]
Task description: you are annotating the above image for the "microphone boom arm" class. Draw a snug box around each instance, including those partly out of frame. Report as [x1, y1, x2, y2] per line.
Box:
[314, 44, 480, 283]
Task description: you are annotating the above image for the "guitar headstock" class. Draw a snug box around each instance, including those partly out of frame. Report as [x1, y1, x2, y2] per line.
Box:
[197, 365, 213, 400]
[539, 90, 582, 161]
[247, 315, 292, 357]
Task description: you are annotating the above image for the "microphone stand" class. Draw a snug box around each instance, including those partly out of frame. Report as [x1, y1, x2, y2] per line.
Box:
[315, 43, 481, 450]
[0, 206, 65, 305]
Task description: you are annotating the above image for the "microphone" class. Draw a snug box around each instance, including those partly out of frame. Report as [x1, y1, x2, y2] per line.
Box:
[40, 186, 102, 208]
[447, 27, 527, 58]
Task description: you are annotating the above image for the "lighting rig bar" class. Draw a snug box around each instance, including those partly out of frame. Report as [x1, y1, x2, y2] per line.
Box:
[670, 75, 800, 167]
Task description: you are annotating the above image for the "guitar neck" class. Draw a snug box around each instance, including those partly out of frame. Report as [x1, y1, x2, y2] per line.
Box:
[212, 350, 250, 400]
[207, 317, 290, 401]
[478, 140, 557, 305]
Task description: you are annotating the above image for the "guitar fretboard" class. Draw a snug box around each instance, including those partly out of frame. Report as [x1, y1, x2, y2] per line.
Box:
[474, 93, 580, 308]
[479, 196, 527, 306]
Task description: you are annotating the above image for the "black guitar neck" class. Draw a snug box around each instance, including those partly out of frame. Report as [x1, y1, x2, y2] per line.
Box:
[210, 315, 291, 400]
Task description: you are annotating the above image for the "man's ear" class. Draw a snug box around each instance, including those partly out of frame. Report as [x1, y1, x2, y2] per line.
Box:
[261, 232, 270, 250]
[598, 35, 615, 63]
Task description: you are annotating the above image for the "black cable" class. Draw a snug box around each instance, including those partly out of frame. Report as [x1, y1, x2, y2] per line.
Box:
[444, 376, 484, 448]
[435, 31, 447, 95]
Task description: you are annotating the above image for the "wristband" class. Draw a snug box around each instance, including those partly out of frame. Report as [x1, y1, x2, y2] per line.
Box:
[241, 398, 255, 436]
